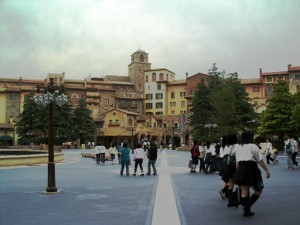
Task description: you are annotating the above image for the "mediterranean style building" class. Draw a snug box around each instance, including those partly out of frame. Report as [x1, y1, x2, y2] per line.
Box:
[241, 64, 300, 113]
[0, 49, 299, 148]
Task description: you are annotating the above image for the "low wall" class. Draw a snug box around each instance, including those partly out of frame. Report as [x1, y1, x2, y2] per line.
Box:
[0, 152, 64, 167]
[177, 146, 192, 151]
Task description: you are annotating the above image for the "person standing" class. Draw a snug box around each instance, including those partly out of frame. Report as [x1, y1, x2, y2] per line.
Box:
[199, 142, 206, 173]
[108, 144, 117, 164]
[190, 140, 200, 173]
[286, 136, 294, 169]
[120, 143, 131, 176]
[147, 141, 158, 175]
[94, 143, 101, 164]
[117, 143, 123, 164]
[235, 130, 270, 217]
[265, 139, 274, 164]
[98, 144, 106, 164]
[133, 143, 146, 176]
[291, 136, 299, 169]
[204, 141, 216, 174]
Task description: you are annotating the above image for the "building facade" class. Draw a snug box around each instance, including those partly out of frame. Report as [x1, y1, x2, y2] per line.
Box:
[0, 49, 299, 148]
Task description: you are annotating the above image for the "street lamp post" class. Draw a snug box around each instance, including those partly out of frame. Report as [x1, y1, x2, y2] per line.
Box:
[33, 78, 68, 193]
[130, 127, 136, 153]
[172, 123, 175, 150]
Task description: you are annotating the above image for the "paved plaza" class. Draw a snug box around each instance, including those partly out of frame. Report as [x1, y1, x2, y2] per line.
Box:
[0, 149, 299, 225]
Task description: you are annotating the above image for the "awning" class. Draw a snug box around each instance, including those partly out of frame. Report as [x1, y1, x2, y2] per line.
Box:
[0, 135, 13, 141]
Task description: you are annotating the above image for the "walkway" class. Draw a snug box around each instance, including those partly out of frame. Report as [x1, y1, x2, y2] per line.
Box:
[0, 149, 299, 225]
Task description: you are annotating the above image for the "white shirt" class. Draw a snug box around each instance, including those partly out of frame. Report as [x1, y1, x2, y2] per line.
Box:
[95, 145, 106, 153]
[236, 143, 263, 162]
[134, 148, 146, 159]
[205, 145, 216, 156]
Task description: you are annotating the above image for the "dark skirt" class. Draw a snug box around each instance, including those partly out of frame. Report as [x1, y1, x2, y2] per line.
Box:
[192, 156, 199, 165]
[221, 163, 236, 183]
[235, 161, 264, 191]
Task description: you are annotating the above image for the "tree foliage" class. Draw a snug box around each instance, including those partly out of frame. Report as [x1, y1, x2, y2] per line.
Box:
[16, 94, 96, 146]
[72, 98, 96, 143]
[258, 80, 294, 139]
[189, 63, 257, 142]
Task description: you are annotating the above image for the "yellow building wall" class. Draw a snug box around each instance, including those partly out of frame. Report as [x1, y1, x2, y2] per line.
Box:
[167, 84, 187, 115]
[0, 89, 6, 123]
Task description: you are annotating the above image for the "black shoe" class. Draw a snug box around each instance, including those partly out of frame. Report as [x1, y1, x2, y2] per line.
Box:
[133, 174, 136, 176]
[140, 174, 144, 176]
[227, 202, 238, 208]
[243, 211, 255, 217]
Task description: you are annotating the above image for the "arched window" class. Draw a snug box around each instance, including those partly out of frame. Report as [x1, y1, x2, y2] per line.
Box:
[152, 73, 156, 82]
[159, 73, 164, 81]
[146, 75, 148, 82]
[163, 123, 167, 128]
[140, 55, 144, 62]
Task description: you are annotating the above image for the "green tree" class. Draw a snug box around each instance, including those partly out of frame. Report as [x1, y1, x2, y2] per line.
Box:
[72, 98, 96, 144]
[290, 91, 300, 134]
[189, 78, 213, 141]
[258, 80, 294, 141]
[188, 63, 257, 142]
[16, 93, 38, 145]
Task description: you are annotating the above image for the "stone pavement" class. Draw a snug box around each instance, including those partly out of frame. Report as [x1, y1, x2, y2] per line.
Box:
[0, 149, 299, 225]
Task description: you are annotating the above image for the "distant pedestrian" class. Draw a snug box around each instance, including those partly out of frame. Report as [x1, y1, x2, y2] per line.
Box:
[285, 135, 294, 169]
[291, 136, 299, 169]
[190, 140, 200, 173]
[265, 139, 275, 164]
[98, 144, 106, 164]
[133, 143, 146, 176]
[109, 144, 117, 164]
[120, 143, 131, 176]
[204, 141, 216, 174]
[117, 143, 123, 164]
[147, 141, 158, 175]
[94, 143, 101, 164]
[235, 130, 270, 217]
[199, 142, 206, 173]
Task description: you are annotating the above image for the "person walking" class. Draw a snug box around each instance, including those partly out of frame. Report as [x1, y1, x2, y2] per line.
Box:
[94, 143, 101, 164]
[219, 135, 230, 200]
[204, 141, 216, 174]
[117, 143, 123, 164]
[223, 133, 240, 207]
[120, 143, 131, 176]
[98, 144, 106, 164]
[235, 130, 270, 217]
[265, 139, 275, 164]
[291, 136, 299, 169]
[133, 143, 146, 176]
[199, 142, 206, 173]
[147, 141, 158, 175]
[108, 144, 117, 164]
[190, 140, 200, 173]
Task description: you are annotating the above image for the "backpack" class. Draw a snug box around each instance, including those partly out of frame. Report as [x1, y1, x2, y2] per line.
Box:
[286, 142, 292, 154]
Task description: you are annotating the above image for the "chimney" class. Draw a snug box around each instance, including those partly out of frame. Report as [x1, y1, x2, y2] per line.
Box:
[288, 64, 291, 71]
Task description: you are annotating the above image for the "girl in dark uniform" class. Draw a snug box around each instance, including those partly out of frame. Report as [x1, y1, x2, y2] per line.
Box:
[190, 140, 200, 173]
[235, 130, 270, 217]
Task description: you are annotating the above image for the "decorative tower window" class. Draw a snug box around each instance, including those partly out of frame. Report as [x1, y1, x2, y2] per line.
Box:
[140, 55, 144, 62]
[152, 73, 156, 82]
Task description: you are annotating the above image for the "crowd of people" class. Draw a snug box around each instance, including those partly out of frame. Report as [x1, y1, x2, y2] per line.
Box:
[93, 139, 158, 177]
[92, 131, 299, 218]
[189, 131, 299, 217]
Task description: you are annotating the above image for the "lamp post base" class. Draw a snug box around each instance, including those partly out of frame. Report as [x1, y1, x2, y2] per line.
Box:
[45, 187, 59, 193]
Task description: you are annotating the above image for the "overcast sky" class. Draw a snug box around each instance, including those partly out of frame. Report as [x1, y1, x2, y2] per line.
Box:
[0, 0, 299, 81]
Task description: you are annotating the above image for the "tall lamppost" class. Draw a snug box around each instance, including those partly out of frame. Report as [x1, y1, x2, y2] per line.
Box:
[172, 122, 175, 150]
[130, 127, 136, 153]
[33, 78, 68, 193]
